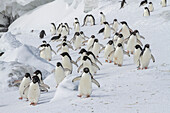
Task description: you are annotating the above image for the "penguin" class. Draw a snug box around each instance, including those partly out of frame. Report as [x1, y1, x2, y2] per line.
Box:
[0, 52, 4, 57]
[39, 30, 46, 39]
[50, 23, 56, 35]
[33, 70, 50, 92]
[56, 23, 63, 35]
[19, 73, 31, 100]
[76, 48, 87, 64]
[61, 25, 69, 37]
[119, 21, 132, 39]
[77, 56, 100, 75]
[85, 35, 96, 51]
[104, 40, 115, 63]
[125, 32, 143, 54]
[71, 32, 83, 50]
[57, 42, 74, 54]
[115, 34, 124, 48]
[38, 42, 47, 60]
[86, 51, 102, 66]
[45, 44, 56, 61]
[73, 18, 79, 28]
[119, 0, 127, 9]
[56, 36, 72, 48]
[90, 39, 104, 57]
[160, 0, 167, 7]
[60, 52, 78, 74]
[139, 0, 147, 7]
[82, 14, 95, 26]
[113, 32, 120, 45]
[72, 67, 100, 98]
[108, 43, 129, 66]
[74, 22, 80, 33]
[134, 30, 145, 41]
[134, 45, 142, 66]
[138, 44, 155, 69]
[111, 19, 119, 33]
[143, 7, 150, 17]
[98, 22, 111, 39]
[53, 62, 71, 88]
[100, 12, 106, 25]
[28, 76, 40, 106]
[64, 23, 71, 35]
[148, 2, 154, 12]
[49, 34, 62, 42]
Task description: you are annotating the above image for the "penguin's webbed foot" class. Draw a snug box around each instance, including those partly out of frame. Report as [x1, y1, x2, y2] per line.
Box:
[86, 95, 90, 98]
[19, 97, 23, 100]
[77, 95, 82, 97]
[109, 61, 112, 63]
[118, 64, 122, 67]
[30, 102, 37, 106]
[105, 60, 108, 62]
[145, 67, 148, 69]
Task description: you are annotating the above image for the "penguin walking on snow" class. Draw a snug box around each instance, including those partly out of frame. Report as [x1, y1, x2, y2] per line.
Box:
[98, 22, 111, 39]
[119, 0, 127, 9]
[113, 32, 120, 45]
[104, 40, 115, 63]
[160, 0, 167, 7]
[143, 7, 150, 16]
[134, 45, 142, 66]
[49, 34, 62, 42]
[45, 44, 56, 61]
[148, 2, 154, 12]
[38, 42, 47, 60]
[119, 21, 132, 39]
[56, 42, 74, 54]
[82, 14, 95, 26]
[61, 25, 69, 37]
[139, 0, 147, 7]
[56, 23, 63, 35]
[83, 35, 96, 51]
[76, 48, 87, 64]
[138, 44, 155, 69]
[39, 30, 46, 39]
[18, 73, 31, 100]
[60, 52, 78, 74]
[72, 68, 100, 98]
[50, 23, 56, 36]
[71, 32, 84, 50]
[90, 39, 104, 58]
[28, 76, 40, 106]
[111, 19, 119, 33]
[100, 12, 106, 25]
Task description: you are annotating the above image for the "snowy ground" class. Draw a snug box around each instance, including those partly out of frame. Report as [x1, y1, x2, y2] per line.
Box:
[0, 0, 170, 113]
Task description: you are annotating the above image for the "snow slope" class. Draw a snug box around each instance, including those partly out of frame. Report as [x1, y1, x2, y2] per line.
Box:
[1, 0, 170, 113]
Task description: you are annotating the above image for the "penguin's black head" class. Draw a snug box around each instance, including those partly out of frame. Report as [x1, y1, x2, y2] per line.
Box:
[149, 2, 152, 4]
[41, 30, 45, 33]
[83, 56, 88, 61]
[115, 32, 119, 36]
[57, 62, 62, 67]
[135, 45, 142, 50]
[46, 44, 50, 47]
[132, 32, 136, 36]
[94, 39, 98, 43]
[114, 19, 117, 21]
[33, 70, 42, 80]
[63, 42, 67, 46]
[63, 36, 67, 39]
[75, 18, 78, 20]
[144, 44, 150, 49]
[79, 48, 87, 54]
[42, 40, 47, 44]
[58, 34, 62, 37]
[134, 30, 139, 34]
[75, 32, 80, 36]
[119, 34, 123, 38]
[32, 76, 40, 84]
[91, 35, 95, 38]
[120, 21, 127, 25]
[84, 67, 90, 73]
[100, 12, 103, 14]
[25, 73, 31, 79]
[108, 40, 113, 45]
[80, 31, 83, 34]
[144, 7, 148, 10]
[117, 43, 122, 47]
[60, 52, 69, 57]
[103, 22, 109, 25]
[62, 25, 66, 28]
[63, 38, 67, 42]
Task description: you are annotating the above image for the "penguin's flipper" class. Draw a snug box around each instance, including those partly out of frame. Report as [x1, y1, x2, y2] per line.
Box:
[77, 64, 83, 73]
[82, 15, 88, 27]
[151, 54, 155, 63]
[98, 28, 105, 34]
[57, 47, 62, 53]
[40, 83, 50, 89]
[92, 63, 100, 70]
[71, 60, 78, 67]
[123, 37, 129, 43]
[100, 44, 105, 48]
[40, 48, 45, 53]
[68, 44, 74, 50]
[52, 49, 57, 55]
[92, 79, 100, 88]
[64, 68, 71, 73]
[56, 44, 62, 48]
[76, 56, 81, 63]
[23, 85, 30, 95]
[123, 50, 130, 57]
[72, 76, 81, 82]
[39, 85, 48, 92]
[99, 47, 105, 53]
[13, 80, 22, 84]
[88, 45, 93, 51]
[95, 58, 102, 65]
[82, 40, 88, 44]
[108, 49, 115, 57]
[137, 39, 143, 46]
[140, 35, 145, 39]
[118, 28, 122, 33]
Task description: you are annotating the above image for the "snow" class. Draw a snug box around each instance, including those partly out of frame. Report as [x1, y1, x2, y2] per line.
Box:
[0, 0, 170, 113]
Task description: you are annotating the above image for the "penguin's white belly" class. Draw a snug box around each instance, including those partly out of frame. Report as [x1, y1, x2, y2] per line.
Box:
[122, 28, 130, 39]
[62, 46, 69, 53]
[74, 37, 82, 49]
[115, 38, 124, 48]
[62, 58, 72, 71]
[112, 23, 119, 32]
[40, 50, 46, 59]
[104, 27, 111, 38]
[87, 39, 93, 50]
[162, 0, 166, 7]
[50, 28, 56, 35]
[101, 16, 106, 24]
[92, 44, 100, 57]
[148, 5, 154, 12]
[46, 48, 52, 60]
[54, 68, 65, 85]
[114, 48, 123, 65]
[144, 10, 149, 16]
[79, 75, 92, 96]
[127, 37, 136, 52]
[141, 51, 151, 68]
[104, 45, 114, 60]
[19, 78, 30, 99]
[134, 50, 141, 66]
[75, 25, 80, 32]
[61, 29, 68, 37]
[28, 83, 40, 103]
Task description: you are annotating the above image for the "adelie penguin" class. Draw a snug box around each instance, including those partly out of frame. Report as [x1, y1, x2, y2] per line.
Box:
[134, 45, 142, 66]
[71, 32, 84, 50]
[139, 0, 147, 7]
[82, 14, 95, 26]
[52, 62, 71, 88]
[76, 48, 87, 64]
[80, 31, 89, 40]
[111, 19, 119, 33]
[60, 52, 78, 74]
[38, 41, 47, 60]
[73, 18, 80, 32]
[98, 22, 111, 39]
[134, 30, 145, 41]
[49, 34, 61, 42]
[100, 12, 106, 25]
[138, 44, 155, 69]
[114, 34, 124, 48]
[18, 73, 31, 100]
[119, 0, 127, 9]
[50, 23, 56, 36]
[160, 0, 167, 7]
[90, 39, 104, 58]
[83, 35, 95, 51]
[108, 43, 130, 67]
[119, 21, 132, 39]
[45, 43, 56, 61]
[148, 2, 154, 12]
[143, 7, 150, 16]
[56, 23, 63, 35]
[61, 25, 69, 37]
[39, 30, 46, 39]
[56, 42, 74, 54]
[113, 32, 120, 45]
[72, 67, 100, 98]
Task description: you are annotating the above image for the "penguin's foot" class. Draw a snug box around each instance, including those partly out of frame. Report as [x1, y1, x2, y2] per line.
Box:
[26, 98, 29, 101]
[127, 51, 129, 54]
[145, 67, 148, 69]
[109, 61, 112, 63]
[49, 59, 51, 61]
[115, 57, 117, 60]
[56, 85, 58, 88]
[114, 62, 117, 65]
[97, 56, 99, 58]
[86, 95, 90, 98]
[104, 37, 107, 39]
[19, 97, 23, 100]
[105, 60, 108, 62]
[131, 52, 133, 54]
[79, 47, 81, 49]
[30, 103, 37, 106]
[77, 95, 82, 97]
[118, 64, 122, 67]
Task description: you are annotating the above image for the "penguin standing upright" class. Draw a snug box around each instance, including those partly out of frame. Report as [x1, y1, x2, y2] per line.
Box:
[120, 0, 127, 9]
[45, 44, 56, 61]
[148, 2, 154, 12]
[82, 14, 95, 26]
[104, 40, 115, 63]
[19, 73, 31, 100]
[39, 30, 46, 39]
[61, 25, 69, 37]
[100, 12, 106, 25]
[115, 34, 124, 48]
[60, 52, 78, 74]
[71, 32, 83, 50]
[50, 23, 56, 36]
[98, 22, 111, 39]
[39, 42, 47, 60]
[90, 39, 104, 57]
[139, 0, 147, 7]
[28, 76, 40, 106]
[56, 23, 63, 35]
[111, 19, 119, 33]
[119, 21, 132, 39]
[134, 45, 142, 66]
[72, 68, 100, 98]
[138, 44, 155, 69]
[86, 35, 96, 51]
[134, 30, 145, 41]
[161, 0, 167, 7]
[143, 7, 150, 16]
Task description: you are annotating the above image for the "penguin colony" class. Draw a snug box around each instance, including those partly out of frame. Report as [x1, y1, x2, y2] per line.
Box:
[15, 0, 168, 105]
